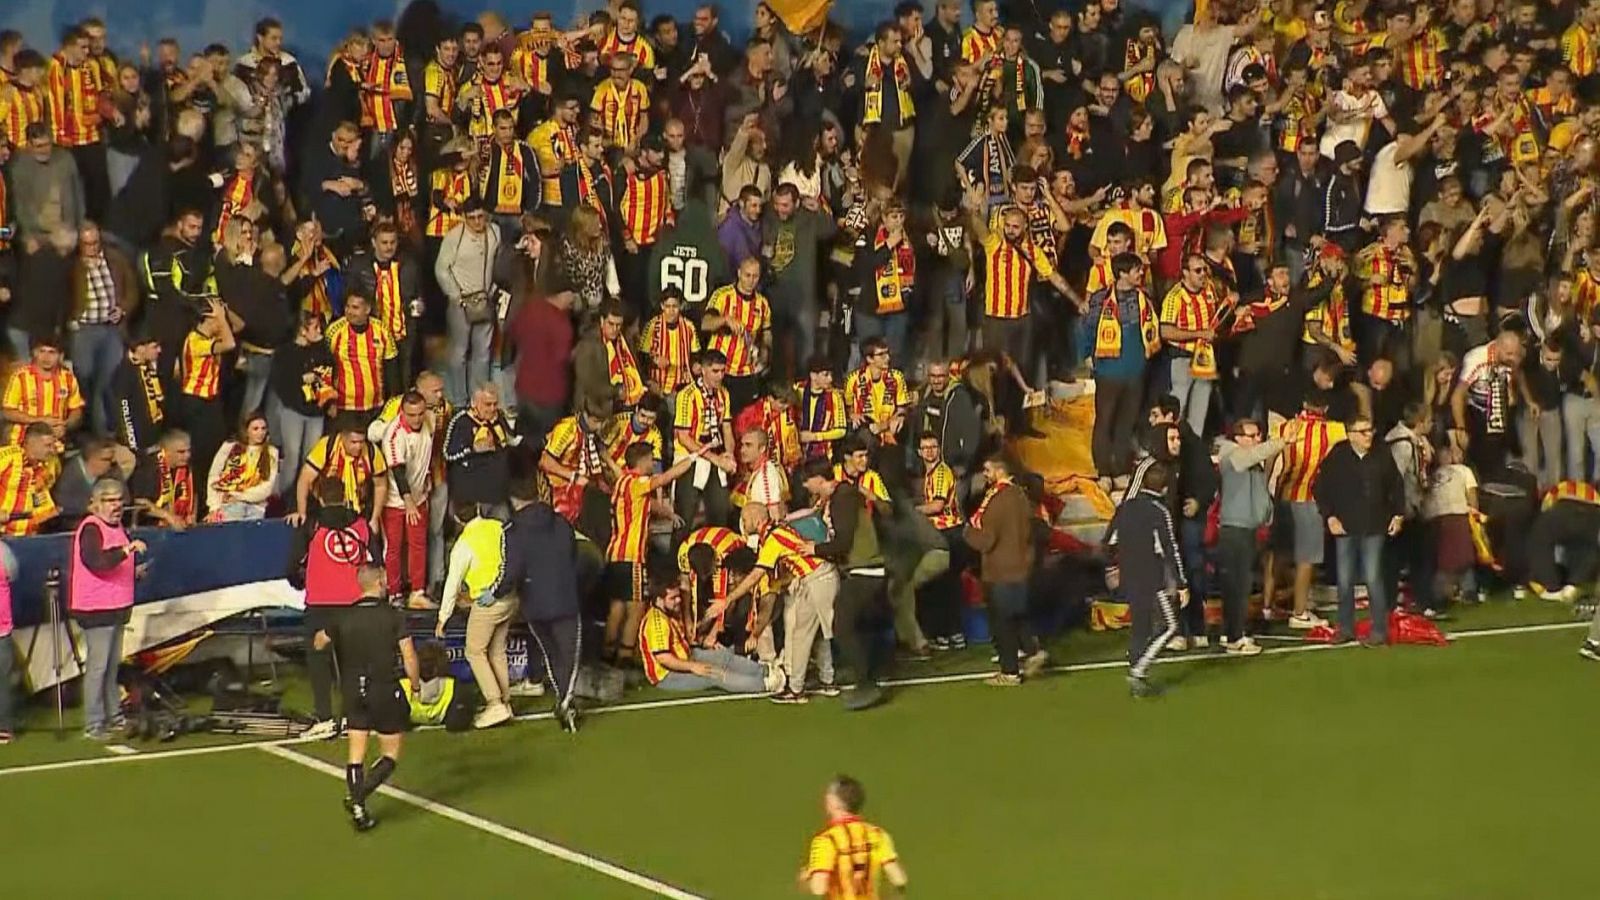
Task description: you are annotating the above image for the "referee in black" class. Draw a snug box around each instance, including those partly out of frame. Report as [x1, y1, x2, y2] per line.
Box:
[324, 564, 421, 831]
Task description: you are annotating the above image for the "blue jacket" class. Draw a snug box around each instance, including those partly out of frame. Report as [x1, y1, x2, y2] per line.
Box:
[500, 501, 581, 622]
[1077, 286, 1154, 382]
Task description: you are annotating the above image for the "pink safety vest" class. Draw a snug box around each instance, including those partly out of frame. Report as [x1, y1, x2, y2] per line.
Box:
[0, 553, 12, 637]
[69, 516, 136, 615]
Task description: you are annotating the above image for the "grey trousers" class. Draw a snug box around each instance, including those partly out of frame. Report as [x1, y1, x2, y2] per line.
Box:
[1517, 407, 1563, 490]
[80, 624, 125, 733]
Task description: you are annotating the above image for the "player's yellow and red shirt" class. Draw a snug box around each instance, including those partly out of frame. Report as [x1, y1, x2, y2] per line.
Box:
[638, 605, 690, 685]
[605, 471, 653, 563]
[325, 318, 398, 413]
[0, 80, 47, 148]
[178, 331, 223, 400]
[960, 26, 999, 64]
[3, 364, 84, 445]
[1159, 282, 1221, 354]
[608, 412, 665, 470]
[677, 524, 743, 624]
[427, 167, 473, 237]
[362, 51, 412, 133]
[705, 286, 770, 377]
[0, 443, 59, 536]
[304, 435, 389, 515]
[806, 816, 899, 900]
[599, 30, 656, 70]
[544, 415, 611, 490]
[590, 77, 648, 148]
[620, 168, 673, 246]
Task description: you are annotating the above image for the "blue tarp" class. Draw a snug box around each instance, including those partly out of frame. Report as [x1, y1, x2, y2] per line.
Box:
[4, 519, 294, 628]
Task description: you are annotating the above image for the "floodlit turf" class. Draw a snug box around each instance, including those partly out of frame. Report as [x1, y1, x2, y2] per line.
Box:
[2, 621, 1595, 899]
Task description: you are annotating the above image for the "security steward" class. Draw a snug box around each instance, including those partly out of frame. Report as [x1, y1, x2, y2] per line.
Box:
[326, 564, 421, 832]
[501, 471, 583, 733]
[287, 479, 382, 739]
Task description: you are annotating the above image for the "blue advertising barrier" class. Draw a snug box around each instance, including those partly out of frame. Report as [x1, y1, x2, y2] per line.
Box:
[4, 519, 295, 629]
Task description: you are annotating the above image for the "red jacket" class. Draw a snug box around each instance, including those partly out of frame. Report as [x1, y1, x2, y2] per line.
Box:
[1155, 205, 1250, 282]
[510, 297, 574, 408]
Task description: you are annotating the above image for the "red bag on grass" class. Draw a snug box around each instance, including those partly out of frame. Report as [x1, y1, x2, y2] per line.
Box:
[1298, 611, 1447, 646]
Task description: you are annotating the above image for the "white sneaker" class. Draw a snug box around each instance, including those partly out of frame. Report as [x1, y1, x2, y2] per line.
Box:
[1541, 586, 1580, 602]
[1190, 635, 1210, 649]
[302, 719, 340, 741]
[1166, 636, 1189, 652]
[474, 703, 513, 729]
[1225, 636, 1263, 656]
[1288, 612, 1327, 630]
[762, 663, 786, 694]
[508, 680, 546, 698]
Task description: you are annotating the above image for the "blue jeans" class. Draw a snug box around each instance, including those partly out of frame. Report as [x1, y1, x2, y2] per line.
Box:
[81, 624, 125, 733]
[239, 349, 273, 418]
[1335, 534, 1388, 642]
[1179, 516, 1208, 638]
[268, 396, 325, 495]
[988, 581, 1030, 675]
[1168, 356, 1214, 438]
[852, 311, 909, 368]
[71, 323, 125, 435]
[656, 647, 768, 693]
[0, 633, 14, 732]
[445, 301, 494, 407]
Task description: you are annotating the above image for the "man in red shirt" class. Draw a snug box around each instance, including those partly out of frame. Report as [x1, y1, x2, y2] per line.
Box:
[508, 230, 576, 450]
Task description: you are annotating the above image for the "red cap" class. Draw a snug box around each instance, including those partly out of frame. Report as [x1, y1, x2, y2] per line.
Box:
[1318, 242, 1346, 261]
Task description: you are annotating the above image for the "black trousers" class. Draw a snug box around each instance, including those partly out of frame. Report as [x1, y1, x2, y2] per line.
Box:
[1092, 377, 1144, 478]
[1526, 502, 1600, 590]
[528, 615, 581, 709]
[834, 572, 888, 688]
[672, 470, 731, 546]
[918, 530, 967, 640]
[71, 143, 110, 221]
[1127, 586, 1178, 679]
[174, 393, 225, 519]
[303, 607, 342, 721]
[1216, 525, 1256, 642]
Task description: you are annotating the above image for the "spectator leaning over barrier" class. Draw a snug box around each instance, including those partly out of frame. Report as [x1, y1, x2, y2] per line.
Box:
[436, 502, 514, 730]
[68, 476, 148, 741]
[291, 414, 388, 532]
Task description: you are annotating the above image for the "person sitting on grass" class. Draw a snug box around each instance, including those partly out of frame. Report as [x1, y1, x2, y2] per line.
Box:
[638, 578, 782, 694]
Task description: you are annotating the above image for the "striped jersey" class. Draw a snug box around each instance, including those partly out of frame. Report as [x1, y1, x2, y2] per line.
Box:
[304, 436, 388, 515]
[528, 119, 579, 206]
[673, 379, 731, 458]
[1356, 243, 1413, 322]
[980, 231, 1054, 319]
[3, 364, 84, 445]
[362, 52, 412, 133]
[1542, 480, 1600, 510]
[427, 168, 473, 237]
[590, 78, 648, 148]
[599, 31, 656, 70]
[0, 444, 58, 536]
[0, 81, 46, 147]
[620, 168, 673, 246]
[705, 286, 770, 377]
[1276, 412, 1347, 503]
[1159, 283, 1221, 354]
[923, 461, 963, 529]
[178, 331, 223, 400]
[45, 54, 100, 147]
[960, 26, 1000, 63]
[843, 366, 909, 433]
[605, 471, 654, 563]
[325, 318, 397, 412]
[755, 522, 826, 582]
[639, 313, 699, 393]
[806, 817, 899, 900]
[638, 606, 690, 684]
[1564, 23, 1596, 77]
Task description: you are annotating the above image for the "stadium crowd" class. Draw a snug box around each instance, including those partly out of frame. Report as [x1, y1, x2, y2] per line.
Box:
[5, 0, 1600, 749]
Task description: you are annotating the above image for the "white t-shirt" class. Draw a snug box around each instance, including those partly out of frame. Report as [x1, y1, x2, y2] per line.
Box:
[1458, 344, 1509, 413]
[746, 459, 789, 508]
[1423, 464, 1478, 520]
[1364, 141, 1411, 215]
[1320, 89, 1389, 159]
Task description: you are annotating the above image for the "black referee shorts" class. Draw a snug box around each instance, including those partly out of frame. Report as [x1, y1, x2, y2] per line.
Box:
[341, 675, 409, 735]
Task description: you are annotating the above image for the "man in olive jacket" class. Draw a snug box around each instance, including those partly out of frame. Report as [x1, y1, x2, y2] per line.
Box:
[802, 456, 888, 711]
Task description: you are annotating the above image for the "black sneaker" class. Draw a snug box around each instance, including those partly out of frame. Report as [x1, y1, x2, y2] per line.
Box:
[929, 637, 951, 652]
[1128, 676, 1164, 698]
[347, 798, 378, 832]
[769, 689, 810, 705]
[812, 682, 842, 698]
[1580, 641, 1600, 662]
[950, 635, 967, 650]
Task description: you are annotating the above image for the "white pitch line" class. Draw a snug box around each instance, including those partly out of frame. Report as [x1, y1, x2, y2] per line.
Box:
[1, 619, 1587, 779]
[259, 744, 708, 900]
[102, 744, 139, 756]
